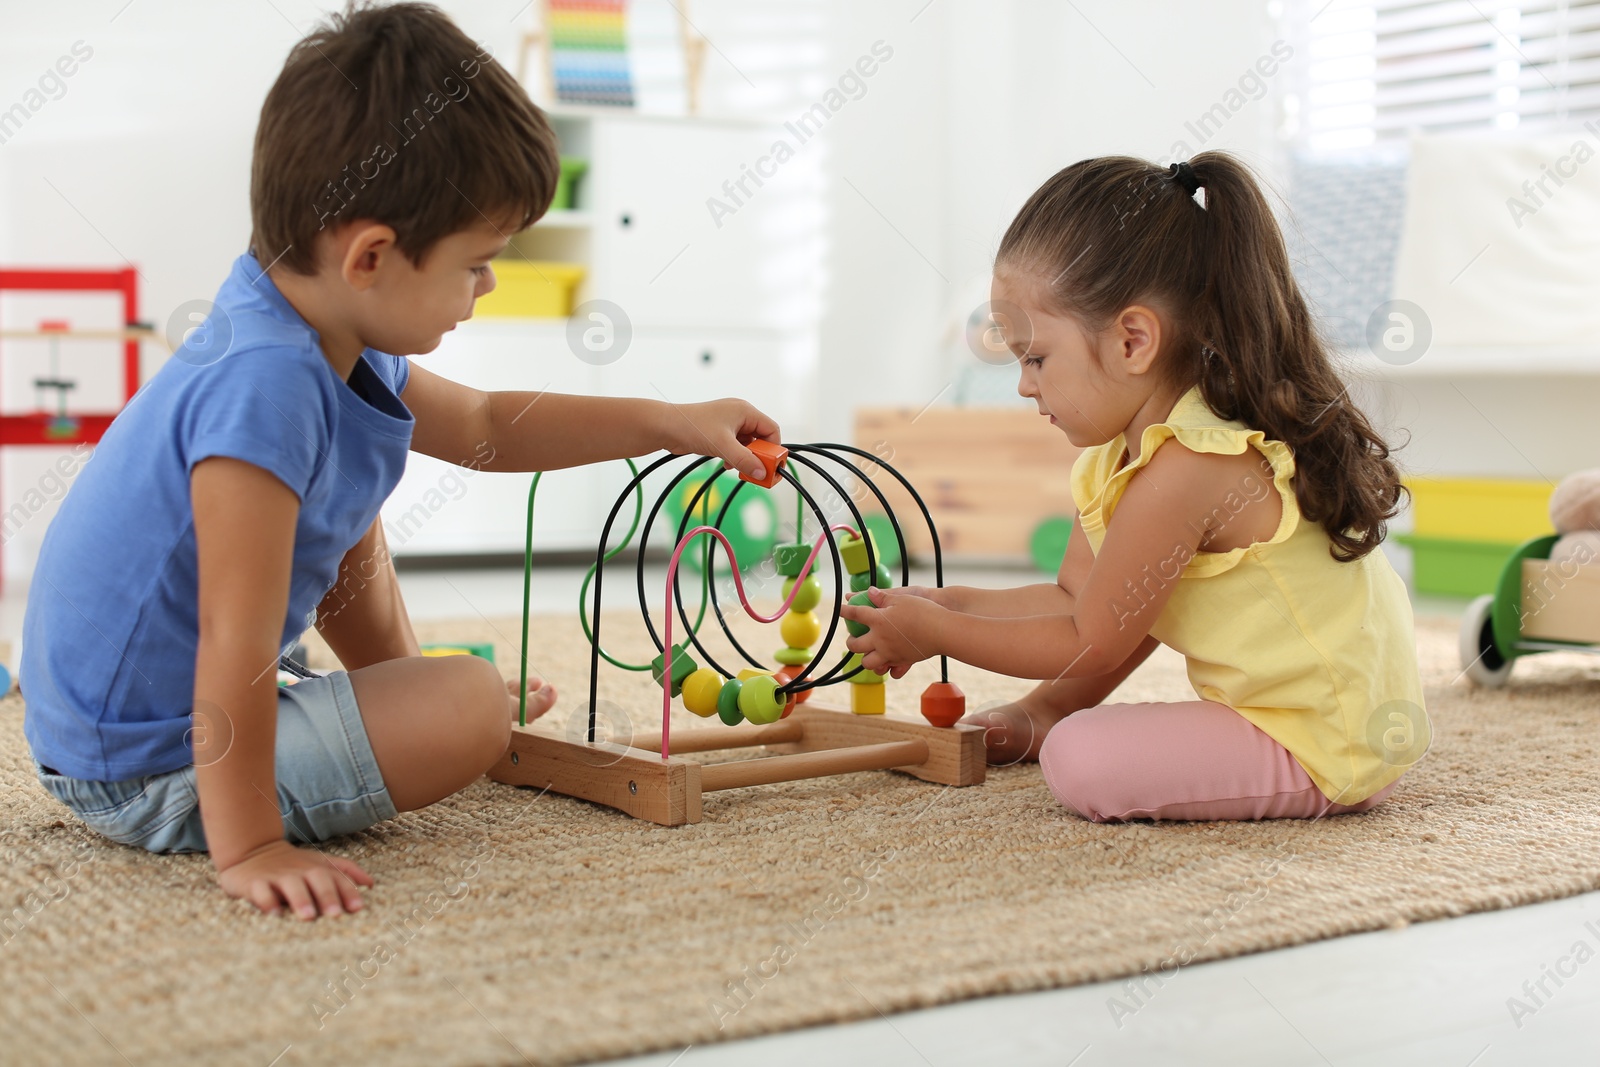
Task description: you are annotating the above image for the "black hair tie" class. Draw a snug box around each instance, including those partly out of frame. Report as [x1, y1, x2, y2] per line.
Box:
[1169, 161, 1201, 196]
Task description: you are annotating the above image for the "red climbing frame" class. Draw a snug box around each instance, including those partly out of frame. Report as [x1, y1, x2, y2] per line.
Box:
[0, 266, 142, 590]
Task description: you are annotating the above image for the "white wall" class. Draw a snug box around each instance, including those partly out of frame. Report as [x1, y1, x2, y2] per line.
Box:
[816, 0, 1284, 441]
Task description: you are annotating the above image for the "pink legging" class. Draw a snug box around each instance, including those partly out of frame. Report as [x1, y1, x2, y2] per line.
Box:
[1038, 700, 1399, 822]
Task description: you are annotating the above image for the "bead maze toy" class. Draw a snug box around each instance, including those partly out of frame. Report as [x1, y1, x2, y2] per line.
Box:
[488, 441, 985, 825]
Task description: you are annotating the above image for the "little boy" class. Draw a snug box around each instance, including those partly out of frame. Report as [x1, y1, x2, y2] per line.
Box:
[20, 3, 778, 920]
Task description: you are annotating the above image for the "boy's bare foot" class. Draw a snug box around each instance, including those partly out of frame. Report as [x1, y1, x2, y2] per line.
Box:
[507, 676, 558, 722]
[961, 690, 1074, 765]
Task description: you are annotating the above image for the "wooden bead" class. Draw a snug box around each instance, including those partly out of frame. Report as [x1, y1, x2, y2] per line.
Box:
[782, 575, 823, 613]
[849, 564, 893, 593]
[851, 684, 886, 716]
[774, 542, 811, 578]
[843, 652, 885, 685]
[920, 681, 966, 728]
[717, 679, 745, 725]
[780, 609, 822, 650]
[774, 663, 810, 708]
[650, 643, 698, 697]
[773, 646, 810, 666]
[680, 668, 724, 717]
[839, 531, 878, 575]
[845, 591, 874, 637]
[737, 668, 773, 682]
[739, 438, 788, 489]
[738, 674, 789, 725]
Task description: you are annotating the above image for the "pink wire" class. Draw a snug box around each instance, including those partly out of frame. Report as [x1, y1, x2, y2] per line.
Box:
[659, 523, 860, 760]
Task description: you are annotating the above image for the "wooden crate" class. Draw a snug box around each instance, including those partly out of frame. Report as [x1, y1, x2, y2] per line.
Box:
[853, 407, 1080, 561]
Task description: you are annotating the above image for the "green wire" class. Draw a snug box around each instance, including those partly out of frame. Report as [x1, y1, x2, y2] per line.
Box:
[517, 458, 720, 725]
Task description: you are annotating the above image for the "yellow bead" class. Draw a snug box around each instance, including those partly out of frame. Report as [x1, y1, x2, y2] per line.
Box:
[737, 668, 773, 682]
[780, 609, 822, 649]
[851, 684, 886, 716]
[681, 668, 724, 717]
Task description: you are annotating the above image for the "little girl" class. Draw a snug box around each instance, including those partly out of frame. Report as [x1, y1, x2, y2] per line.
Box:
[841, 151, 1427, 822]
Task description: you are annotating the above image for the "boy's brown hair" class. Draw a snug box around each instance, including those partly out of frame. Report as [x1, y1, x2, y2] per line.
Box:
[250, 2, 559, 274]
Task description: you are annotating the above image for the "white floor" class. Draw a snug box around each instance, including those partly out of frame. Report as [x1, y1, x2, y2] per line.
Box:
[5, 564, 1595, 1065]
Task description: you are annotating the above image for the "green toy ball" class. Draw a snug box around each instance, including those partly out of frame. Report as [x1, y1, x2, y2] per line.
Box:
[664, 463, 779, 575]
[1030, 516, 1075, 575]
[862, 514, 902, 570]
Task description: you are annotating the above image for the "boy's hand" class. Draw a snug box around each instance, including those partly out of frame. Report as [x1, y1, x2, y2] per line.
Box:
[841, 586, 945, 675]
[506, 674, 558, 723]
[218, 839, 373, 920]
[663, 398, 780, 482]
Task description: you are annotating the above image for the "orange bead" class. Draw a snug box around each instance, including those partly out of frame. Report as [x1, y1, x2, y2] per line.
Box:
[774, 662, 810, 710]
[920, 681, 966, 727]
[740, 439, 788, 489]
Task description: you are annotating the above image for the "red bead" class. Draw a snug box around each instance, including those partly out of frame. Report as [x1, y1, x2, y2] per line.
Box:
[920, 681, 966, 728]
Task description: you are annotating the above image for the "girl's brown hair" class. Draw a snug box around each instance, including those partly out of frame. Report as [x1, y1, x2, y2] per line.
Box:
[997, 151, 1404, 562]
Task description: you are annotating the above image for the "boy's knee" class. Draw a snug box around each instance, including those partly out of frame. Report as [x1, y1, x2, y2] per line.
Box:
[439, 654, 511, 759]
[1038, 714, 1118, 822]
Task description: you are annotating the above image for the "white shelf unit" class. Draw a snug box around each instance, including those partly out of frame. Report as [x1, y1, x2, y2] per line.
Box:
[382, 109, 822, 559]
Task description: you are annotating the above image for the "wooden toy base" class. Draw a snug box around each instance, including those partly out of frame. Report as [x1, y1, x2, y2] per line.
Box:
[487, 704, 987, 825]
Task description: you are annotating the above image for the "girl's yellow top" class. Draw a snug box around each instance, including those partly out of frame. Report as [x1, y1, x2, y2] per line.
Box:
[1070, 387, 1428, 804]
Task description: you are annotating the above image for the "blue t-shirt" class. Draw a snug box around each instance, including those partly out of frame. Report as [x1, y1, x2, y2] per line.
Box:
[21, 252, 414, 781]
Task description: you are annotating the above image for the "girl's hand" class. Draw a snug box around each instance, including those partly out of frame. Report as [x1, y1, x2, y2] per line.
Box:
[841, 585, 944, 674]
[218, 839, 373, 919]
[665, 398, 781, 482]
[507, 674, 558, 723]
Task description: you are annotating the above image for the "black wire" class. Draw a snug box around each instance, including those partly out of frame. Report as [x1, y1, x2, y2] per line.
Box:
[795, 443, 952, 685]
[588, 452, 682, 743]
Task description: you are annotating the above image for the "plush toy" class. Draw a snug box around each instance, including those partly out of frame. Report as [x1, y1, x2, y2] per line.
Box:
[1549, 468, 1600, 569]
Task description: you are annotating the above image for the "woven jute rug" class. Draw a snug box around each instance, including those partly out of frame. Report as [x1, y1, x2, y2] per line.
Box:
[4, 610, 1599, 1066]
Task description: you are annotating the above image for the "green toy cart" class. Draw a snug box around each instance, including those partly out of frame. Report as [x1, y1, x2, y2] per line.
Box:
[1458, 533, 1600, 686]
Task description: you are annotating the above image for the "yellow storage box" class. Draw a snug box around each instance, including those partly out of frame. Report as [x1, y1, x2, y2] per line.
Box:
[475, 261, 585, 318]
[1404, 477, 1553, 543]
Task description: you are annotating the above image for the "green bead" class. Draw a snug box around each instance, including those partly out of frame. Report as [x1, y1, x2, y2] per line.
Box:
[716, 679, 746, 725]
[849, 564, 893, 593]
[782, 574, 823, 613]
[840, 532, 878, 575]
[650, 643, 698, 697]
[845, 591, 874, 637]
[774, 542, 811, 578]
[738, 674, 789, 725]
[774, 646, 811, 666]
[843, 652, 885, 685]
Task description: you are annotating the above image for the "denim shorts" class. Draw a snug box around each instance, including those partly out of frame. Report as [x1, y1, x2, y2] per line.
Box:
[32, 671, 398, 854]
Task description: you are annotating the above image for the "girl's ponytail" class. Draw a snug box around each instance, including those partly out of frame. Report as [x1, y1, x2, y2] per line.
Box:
[998, 152, 1404, 562]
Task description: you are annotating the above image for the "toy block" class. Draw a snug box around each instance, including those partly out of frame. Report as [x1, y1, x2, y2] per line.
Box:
[851, 684, 886, 716]
[774, 541, 811, 577]
[840, 531, 878, 575]
[740, 438, 788, 489]
[650, 643, 698, 697]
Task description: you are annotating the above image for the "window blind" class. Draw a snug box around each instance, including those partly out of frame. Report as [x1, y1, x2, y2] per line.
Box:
[1287, 0, 1600, 151]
